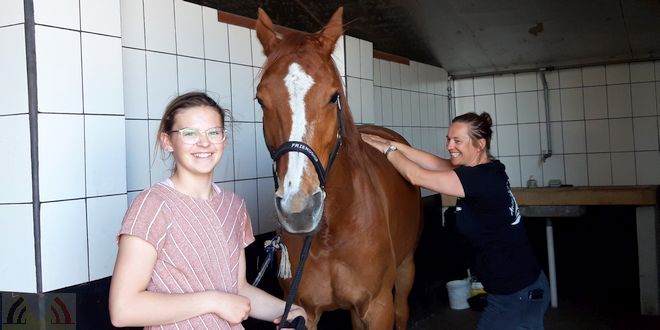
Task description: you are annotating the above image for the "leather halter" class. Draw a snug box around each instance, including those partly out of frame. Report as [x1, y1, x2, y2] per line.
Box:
[267, 94, 345, 191]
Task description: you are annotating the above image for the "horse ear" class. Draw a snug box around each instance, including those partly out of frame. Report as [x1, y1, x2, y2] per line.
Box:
[255, 8, 280, 56]
[318, 7, 344, 56]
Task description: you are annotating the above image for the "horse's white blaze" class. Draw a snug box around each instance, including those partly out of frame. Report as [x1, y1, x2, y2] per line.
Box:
[282, 62, 315, 202]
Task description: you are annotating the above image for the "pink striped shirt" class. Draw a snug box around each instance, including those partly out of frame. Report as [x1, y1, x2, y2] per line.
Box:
[119, 181, 255, 329]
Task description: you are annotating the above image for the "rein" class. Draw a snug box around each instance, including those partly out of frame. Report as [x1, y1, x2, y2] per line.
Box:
[277, 235, 312, 330]
[260, 94, 345, 330]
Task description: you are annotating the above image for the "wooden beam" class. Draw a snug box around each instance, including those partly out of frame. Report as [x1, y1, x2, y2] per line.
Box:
[217, 10, 300, 35]
[373, 50, 410, 65]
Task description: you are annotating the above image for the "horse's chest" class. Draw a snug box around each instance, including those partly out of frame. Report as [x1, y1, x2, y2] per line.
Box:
[298, 245, 394, 303]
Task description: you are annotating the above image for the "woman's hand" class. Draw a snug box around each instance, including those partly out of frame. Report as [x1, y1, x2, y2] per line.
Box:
[361, 133, 392, 154]
[273, 304, 307, 329]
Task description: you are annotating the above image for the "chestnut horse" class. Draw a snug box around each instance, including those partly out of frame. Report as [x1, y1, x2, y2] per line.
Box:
[255, 7, 423, 330]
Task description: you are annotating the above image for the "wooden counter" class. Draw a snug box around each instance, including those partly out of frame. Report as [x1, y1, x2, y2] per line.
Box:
[441, 185, 658, 207]
[440, 185, 660, 315]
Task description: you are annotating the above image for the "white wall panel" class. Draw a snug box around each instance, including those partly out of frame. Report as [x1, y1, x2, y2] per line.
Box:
[0, 25, 28, 116]
[82, 34, 124, 115]
[35, 26, 82, 114]
[0, 115, 32, 203]
[0, 205, 35, 293]
[81, 0, 121, 36]
[41, 200, 88, 291]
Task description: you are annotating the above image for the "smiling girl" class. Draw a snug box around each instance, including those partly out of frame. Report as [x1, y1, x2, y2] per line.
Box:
[109, 92, 305, 329]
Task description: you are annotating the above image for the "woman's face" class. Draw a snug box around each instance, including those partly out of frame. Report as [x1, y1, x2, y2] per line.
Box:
[161, 105, 226, 177]
[446, 122, 485, 167]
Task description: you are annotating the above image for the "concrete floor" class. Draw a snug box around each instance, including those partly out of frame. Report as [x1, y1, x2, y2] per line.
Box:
[411, 299, 660, 330]
[245, 297, 660, 330]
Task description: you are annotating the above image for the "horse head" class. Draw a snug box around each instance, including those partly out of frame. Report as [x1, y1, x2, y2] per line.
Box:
[255, 8, 347, 234]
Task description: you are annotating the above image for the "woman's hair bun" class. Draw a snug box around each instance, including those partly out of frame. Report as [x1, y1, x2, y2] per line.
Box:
[479, 112, 492, 127]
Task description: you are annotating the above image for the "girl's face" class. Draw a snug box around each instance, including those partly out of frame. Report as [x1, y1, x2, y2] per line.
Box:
[161, 105, 225, 178]
[446, 122, 485, 167]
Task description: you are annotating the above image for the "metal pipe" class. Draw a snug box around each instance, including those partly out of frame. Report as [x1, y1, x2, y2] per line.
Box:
[447, 75, 454, 120]
[540, 69, 552, 162]
[546, 218, 558, 308]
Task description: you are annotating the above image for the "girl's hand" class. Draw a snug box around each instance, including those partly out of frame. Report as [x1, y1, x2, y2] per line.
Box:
[361, 133, 391, 153]
[273, 305, 307, 329]
[213, 292, 251, 324]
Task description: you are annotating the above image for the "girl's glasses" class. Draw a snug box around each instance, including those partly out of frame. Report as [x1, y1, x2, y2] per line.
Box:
[168, 127, 227, 144]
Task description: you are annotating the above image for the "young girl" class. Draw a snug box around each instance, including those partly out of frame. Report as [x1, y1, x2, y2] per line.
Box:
[109, 92, 306, 329]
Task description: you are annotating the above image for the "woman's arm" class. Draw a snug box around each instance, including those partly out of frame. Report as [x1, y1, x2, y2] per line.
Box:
[390, 141, 454, 171]
[387, 149, 465, 197]
[109, 235, 251, 327]
[361, 133, 454, 171]
[361, 133, 464, 197]
[236, 250, 307, 325]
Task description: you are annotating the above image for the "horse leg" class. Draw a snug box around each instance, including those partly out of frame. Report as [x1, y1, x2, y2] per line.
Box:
[350, 309, 367, 330]
[351, 287, 395, 330]
[394, 253, 416, 330]
[303, 307, 321, 330]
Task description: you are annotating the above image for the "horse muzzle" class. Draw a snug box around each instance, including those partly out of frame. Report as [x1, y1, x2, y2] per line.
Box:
[275, 189, 326, 234]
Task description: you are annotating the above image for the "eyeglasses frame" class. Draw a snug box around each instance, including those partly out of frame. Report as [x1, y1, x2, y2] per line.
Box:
[168, 126, 228, 144]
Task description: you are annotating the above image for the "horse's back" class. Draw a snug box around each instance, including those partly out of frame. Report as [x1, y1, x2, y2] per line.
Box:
[358, 124, 411, 146]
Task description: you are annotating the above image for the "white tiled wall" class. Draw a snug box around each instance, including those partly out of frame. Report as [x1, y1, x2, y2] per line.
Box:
[371, 55, 450, 197]
[453, 62, 660, 187]
[0, 0, 125, 293]
[0, 0, 31, 294]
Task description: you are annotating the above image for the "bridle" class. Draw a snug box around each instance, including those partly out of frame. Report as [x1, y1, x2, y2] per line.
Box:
[267, 93, 345, 191]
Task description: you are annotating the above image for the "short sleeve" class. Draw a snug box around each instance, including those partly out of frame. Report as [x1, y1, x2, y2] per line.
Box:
[454, 166, 479, 198]
[119, 189, 171, 250]
[240, 203, 256, 248]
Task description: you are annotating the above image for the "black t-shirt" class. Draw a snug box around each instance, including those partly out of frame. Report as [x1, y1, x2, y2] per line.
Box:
[453, 160, 540, 294]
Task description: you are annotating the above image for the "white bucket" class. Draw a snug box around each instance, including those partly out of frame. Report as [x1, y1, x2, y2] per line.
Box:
[446, 279, 471, 310]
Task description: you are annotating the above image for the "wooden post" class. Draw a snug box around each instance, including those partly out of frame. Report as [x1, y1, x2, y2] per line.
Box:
[637, 205, 660, 315]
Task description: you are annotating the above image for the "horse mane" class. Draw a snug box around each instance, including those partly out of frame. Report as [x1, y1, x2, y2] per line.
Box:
[258, 30, 364, 165]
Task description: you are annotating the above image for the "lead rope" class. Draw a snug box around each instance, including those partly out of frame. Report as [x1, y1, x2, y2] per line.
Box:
[252, 236, 291, 287]
[277, 235, 313, 330]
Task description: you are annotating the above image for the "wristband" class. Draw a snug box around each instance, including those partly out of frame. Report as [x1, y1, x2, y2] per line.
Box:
[384, 144, 398, 157]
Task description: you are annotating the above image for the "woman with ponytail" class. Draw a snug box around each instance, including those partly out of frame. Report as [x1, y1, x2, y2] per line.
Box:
[362, 112, 550, 329]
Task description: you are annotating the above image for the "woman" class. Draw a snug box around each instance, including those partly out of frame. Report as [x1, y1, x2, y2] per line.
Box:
[362, 112, 550, 329]
[109, 92, 306, 329]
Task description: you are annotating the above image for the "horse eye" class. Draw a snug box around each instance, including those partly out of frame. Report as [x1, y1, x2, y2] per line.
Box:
[329, 93, 339, 104]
